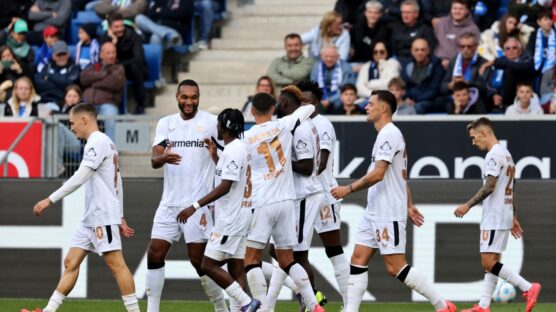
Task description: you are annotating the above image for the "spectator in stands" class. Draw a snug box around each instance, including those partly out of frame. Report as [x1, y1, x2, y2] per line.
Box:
[102, 12, 147, 115]
[440, 32, 488, 99]
[241, 75, 274, 119]
[508, 0, 546, 27]
[60, 83, 83, 113]
[267, 33, 314, 90]
[0, 45, 25, 83]
[527, 11, 556, 84]
[3, 76, 41, 116]
[446, 80, 487, 114]
[35, 25, 59, 72]
[434, 0, 481, 69]
[400, 38, 444, 114]
[95, 0, 146, 20]
[380, 0, 404, 24]
[479, 13, 534, 61]
[310, 44, 356, 113]
[5, 20, 35, 78]
[35, 41, 80, 111]
[422, 0, 451, 27]
[356, 40, 401, 98]
[27, 0, 70, 45]
[350, 1, 389, 64]
[75, 23, 100, 70]
[539, 66, 556, 104]
[54, 84, 83, 175]
[80, 41, 125, 140]
[335, 83, 364, 115]
[0, 80, 12, 103]
[542, 85, 556, 114]
[481, 37, 536, 110]
[388, 77, 416, 115]
[302, 11, 351, 61]
[194, 0, 218, 50]
[135, 0, 193, 49]
[0, 1, 34, 43]
[505, 82, 544, 115]
[390, 0, 436, 62]
[334, 0, 365, 27]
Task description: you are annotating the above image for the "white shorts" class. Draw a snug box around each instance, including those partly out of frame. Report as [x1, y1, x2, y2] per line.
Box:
[293, 192, 325, 251]
[205, 232, 247, 261]
[314, 201, 341, 234]
[70, 224, 122, 256]
[480, 230, 510, 253]
[151, 205, 213, 244]
[355, 213, 406, 255]
[247, 200, 297, 249]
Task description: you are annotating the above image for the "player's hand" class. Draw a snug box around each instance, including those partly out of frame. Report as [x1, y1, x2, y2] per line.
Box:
[204, 138, 218, 157]
[163, 142, 182, 165]
[454, 203, 471, 218]
[177, 206, 196, 223]
[331, 185, 350, 200]
[119, 218, 135, 238]
[511, 216, 523, 239]
[33, 198, 52, 216]
[408, 204, 424, 227]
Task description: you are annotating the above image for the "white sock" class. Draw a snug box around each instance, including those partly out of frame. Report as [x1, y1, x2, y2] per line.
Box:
[246, 267, 268, 308]
[266, 267, 288, 310]
[398, 265, 446, 311]
[200, 275, 229, 312]
[262, 261, 298, 293]
[44, 290, 66, 312]
[479, 273, 498, 308]
[146, 267, 165, 312]
[344, 265, 367, 312]
[497, 263, 532, 292]
[330, 253, 350, 306]
[229, 298, 242, 312]
[288, 263, 317, 310]
[225, 281, 252, 307]
[122, 293, 140, 312]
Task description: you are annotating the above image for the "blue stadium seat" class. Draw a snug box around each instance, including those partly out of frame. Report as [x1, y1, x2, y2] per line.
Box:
[142, 44, 162, 90]
[69, 11, 102, 44]
[67, 45, 76, 59]
[498, 0, 510, 18]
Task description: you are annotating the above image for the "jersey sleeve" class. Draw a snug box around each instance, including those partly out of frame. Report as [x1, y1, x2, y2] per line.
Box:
[319, 121, 334, 152]
[220, 145, 244, 182]
[81, 137, 107, 170]
[293, 124, 315, 161]
[484, 153, 503, 177]
[280, 105, 315, 132]
[152, 118, 168, 147]
[374, 129, 399, 163]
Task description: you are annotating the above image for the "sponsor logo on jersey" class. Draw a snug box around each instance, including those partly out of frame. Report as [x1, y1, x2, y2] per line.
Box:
[296, 140, 309, 153]
[322, 132, 331, 141]
[86, 147, 97, 157]
[488, 158, 497, 167]
[227, 161, 239, 170]
[380, 141, 392, 151]
[169, 139, 205, 148]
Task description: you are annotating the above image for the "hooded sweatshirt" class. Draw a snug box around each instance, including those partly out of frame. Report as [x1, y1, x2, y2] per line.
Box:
[434, 14, 480, 61]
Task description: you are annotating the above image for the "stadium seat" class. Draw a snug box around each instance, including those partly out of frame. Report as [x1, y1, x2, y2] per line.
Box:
[69, 11, 102, 44]
[67, 45, 76, 59]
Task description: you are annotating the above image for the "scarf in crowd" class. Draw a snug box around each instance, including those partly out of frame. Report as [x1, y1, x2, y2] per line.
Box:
[367, 61, 379, 81]
[6, 36, 30, 60]
[75, 39, 100, 69]
[453, 51, 478, 81]
[493, 32, 505, 58]
[112, 0, 131, 7]
[534, 28, 556, 72]
[317, 61, 342, 100]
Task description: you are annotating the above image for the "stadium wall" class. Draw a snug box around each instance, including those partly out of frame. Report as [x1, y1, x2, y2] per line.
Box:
[1, 179, 554, 302]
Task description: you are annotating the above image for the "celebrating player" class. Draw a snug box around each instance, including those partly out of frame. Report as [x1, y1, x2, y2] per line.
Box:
[145, 79, 227, 312]
[32, 103, 139, 312]
[176, 108, 260, 312]
[455, 117, 541, 312]
[242, 90, 324, 312]
[332, 90, 456, 312]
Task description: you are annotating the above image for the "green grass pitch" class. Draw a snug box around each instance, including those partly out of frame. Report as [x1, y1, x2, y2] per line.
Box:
[5, 299, 556, 311]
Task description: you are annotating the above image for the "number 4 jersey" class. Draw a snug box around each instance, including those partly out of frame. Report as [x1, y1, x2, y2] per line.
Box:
[481, 143, 515, 230]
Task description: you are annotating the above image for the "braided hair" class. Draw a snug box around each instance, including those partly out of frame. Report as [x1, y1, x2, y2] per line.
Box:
[217, 108, 245, 139]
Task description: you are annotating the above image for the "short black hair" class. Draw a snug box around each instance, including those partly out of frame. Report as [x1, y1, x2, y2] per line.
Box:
[452, 0, 471, 9]
[452, 80, 469, 92]
[537, 10, 552, 21]
[252, 92, 276, 114]
[295, 79, 323, 102]
[371, 90, 397, 115]
[107, 12, 124, 26]
[340, 83, 357, 94]
[218, 108, 244, 138]
[177, 79, 200, 93]
[70, 103, 97, 119]
[467, 117, 494, 132]
[284, 33, 302, 42]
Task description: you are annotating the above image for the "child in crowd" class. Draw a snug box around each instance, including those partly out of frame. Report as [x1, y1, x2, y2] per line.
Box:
[506, 83, 544, 115]
[335, 83, 364, 115]
[35, 26, 59, 72]
[388, 77, 416, 115]
[75, 23, 100, 70]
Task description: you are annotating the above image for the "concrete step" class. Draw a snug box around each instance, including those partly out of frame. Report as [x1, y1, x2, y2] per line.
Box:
[120, 153, 162, 178]
[211, 38, 284, 50]
[184, 61, 269, 84]
[191, 49, 282, 61]
[237, 5, 331, 16]
[222, 27, 311, 39]
[226, 16, 321, 28]
[254, 0, 335, 6]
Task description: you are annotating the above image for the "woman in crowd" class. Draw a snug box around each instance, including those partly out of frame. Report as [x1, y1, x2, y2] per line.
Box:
[301, 11, 351, 61]
[0, 45, 25, 84]
[241, 75, 275, 120]
[356, 40, 401, 99]
[479, 13, 534, 61]
[3, 76, 41, 117]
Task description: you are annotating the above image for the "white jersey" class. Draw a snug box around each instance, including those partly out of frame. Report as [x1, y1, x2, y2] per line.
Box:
[243, 105, 315, 209]
[366, 123, 408, 221]
[481, 143, 514, 230]
[214, 138, 251, 235]
[80, 131, 121, 227]
[153, 111, 217, 206]
[292, 119, 323, 199]
[312, 114, 339, 205]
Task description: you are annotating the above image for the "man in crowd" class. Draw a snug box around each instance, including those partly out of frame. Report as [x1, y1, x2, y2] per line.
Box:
[267, 33, 314, 90]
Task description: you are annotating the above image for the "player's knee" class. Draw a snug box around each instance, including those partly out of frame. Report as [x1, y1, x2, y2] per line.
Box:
[481, 258, 496, 272]
[385, 264, 399, 277]
[190, 257, 203, 271]
[200, 259, 215, 273]
[147, 245, 166, 263]
[350, 252, 365, 265]
[63, 256, 80, 271]
[105, 258, 126, 273]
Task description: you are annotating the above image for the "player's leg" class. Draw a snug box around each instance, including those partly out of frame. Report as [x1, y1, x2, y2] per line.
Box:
[344, 244, 376, 312]
[461, 252, 500, 311]
[265, 245, 301, 311]
[146, 237, 173, 311]
[201, 256, 253, 309]
[43, 247, 88, 312]
[103, 249, 140, 312]
[244, 244, 268, 307]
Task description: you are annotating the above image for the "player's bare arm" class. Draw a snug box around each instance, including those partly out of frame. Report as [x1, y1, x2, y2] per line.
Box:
[176, 180, 233, 223]
[454, 175, 497, 218]
[331, 160, 389, 199]
[317, 149, 330, 175]
[292, 158, 313, 176]
[151, 142, 182, 169]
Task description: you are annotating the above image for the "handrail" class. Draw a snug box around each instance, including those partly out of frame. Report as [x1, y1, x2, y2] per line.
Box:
[1, 117, 37, 177]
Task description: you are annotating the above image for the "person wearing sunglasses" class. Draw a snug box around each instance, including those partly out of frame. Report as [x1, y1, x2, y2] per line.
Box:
[356, 40, 401, 99]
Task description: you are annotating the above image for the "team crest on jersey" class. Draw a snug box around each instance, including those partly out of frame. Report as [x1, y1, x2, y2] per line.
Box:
[195, 126, 204, 133]
[488, 158, 497, 167]
[380, 141, 392, 151]
[95, 226, 104, 239]
[86, 148, 97, 157]
[227, 161, 239, 170]
[322, 132, 330, 141]
[295, 140, 309, 153]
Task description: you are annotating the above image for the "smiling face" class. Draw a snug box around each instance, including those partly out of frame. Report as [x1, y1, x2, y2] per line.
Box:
[321, 46, 339, 68]
[328, 16, 343, 37]
[451, 2, 469, 22]
[285, 36, 302, 60]
[176, 85, 200, 118]
[503, 38, 522, 60]
[256, 78, 273, 95]
[365, 7, 381, 25]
